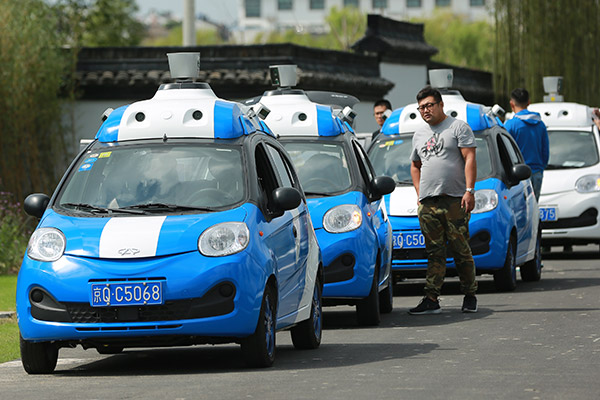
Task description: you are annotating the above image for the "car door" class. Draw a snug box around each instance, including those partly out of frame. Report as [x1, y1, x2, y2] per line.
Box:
[497, 133, 535, 260]
[255, 142, 304, 319]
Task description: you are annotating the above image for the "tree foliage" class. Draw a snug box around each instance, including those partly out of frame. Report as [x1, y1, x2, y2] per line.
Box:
[0, 0, 71, 199]
[414, 11, 494, 72]
[253, 6, 366, 51]
[142, 24, 226, 46]
[494, 0, 600, 107]
[54, 0, 145, 47]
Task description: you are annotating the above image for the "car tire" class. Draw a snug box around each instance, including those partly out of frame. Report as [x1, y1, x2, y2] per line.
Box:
[356, 266, 381, 326]
[521, 228, 542, 282]
[494, 237, 517, 291]
[241, 285, 276, 368]
[291, 277, 322, 349]
[378, 275, 394, 314]
[20, 334, 58, 374]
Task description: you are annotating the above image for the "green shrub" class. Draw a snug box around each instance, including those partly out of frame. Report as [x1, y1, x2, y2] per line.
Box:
[0, 191, 35, 274]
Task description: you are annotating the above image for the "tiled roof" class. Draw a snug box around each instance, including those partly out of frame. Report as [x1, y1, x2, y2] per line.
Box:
[74, 45, 394, 101]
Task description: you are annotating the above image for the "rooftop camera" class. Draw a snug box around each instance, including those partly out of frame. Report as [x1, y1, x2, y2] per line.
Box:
[543, 76, 564, 102]
[491, 104, 506, 119]
[429, 69, 453, 89]
[382, 109, 392, 121]
[167, 52, 200, 81]
[253, 103, 271, 120]
[339, 106, 357, 125]
[269, 65, 297, 88]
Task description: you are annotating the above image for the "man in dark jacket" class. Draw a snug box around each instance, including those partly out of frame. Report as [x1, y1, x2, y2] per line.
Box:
[504, 88, 549, 201]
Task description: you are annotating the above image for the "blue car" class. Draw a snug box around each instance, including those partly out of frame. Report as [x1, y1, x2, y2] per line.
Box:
[17, 54, 323, 373]
[367, 84, 542, 291]
[245, 65, 396, 325]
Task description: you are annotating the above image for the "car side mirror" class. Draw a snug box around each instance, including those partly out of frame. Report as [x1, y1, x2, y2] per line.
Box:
[24, 193, 50, 219]
[511, 164, 531, 183]
[272, 187, 302, 212]
[372, 175, 396, 197]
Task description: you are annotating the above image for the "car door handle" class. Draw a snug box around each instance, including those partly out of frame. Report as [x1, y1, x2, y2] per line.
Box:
[292, 225, 297, 237]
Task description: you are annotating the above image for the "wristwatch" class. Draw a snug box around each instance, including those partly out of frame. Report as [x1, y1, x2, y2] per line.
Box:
[466, 188, 475, 194]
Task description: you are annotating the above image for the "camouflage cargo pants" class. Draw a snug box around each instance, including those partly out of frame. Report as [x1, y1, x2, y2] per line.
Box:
[417, 195, 478, 298]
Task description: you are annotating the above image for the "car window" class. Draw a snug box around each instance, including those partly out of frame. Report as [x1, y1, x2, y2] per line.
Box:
[369, 134, 493, 183]
[282, 141, 352, 194]
[266, 144, 295, 188]
[255, 144, 281, 215]
[547, 129, 599, 169]
[368, 136, 414, 184]
[353, 140, 376, 182]
[500, 134, 521, 165]
[58, 144, 244, 210]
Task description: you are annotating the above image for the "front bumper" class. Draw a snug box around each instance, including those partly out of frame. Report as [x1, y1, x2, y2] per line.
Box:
[540, 191, 600, 245]
[17, 250, 266, 343]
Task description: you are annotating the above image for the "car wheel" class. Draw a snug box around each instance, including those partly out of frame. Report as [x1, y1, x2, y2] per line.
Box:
[241, 285, 276, 368]
[356, 266, 381, 326]
[20, 334, 58, 374]
[378, 275, 394, 314]
[521, 228, 542, 282]
[291, 277, 322, 349]
[494, 237, 517, 291]
[96, 345, 124, 355]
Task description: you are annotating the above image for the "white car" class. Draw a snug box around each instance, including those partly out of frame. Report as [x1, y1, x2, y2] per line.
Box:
[528, 101, 600, 251]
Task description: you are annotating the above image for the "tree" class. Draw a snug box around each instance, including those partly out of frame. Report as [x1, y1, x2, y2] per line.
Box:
[0, 0, 70, 199]
[414, 11, 494, 72]
[494, 0, 600, 107]
[54, 0, 145, 47]
[142, 24, 226, 46]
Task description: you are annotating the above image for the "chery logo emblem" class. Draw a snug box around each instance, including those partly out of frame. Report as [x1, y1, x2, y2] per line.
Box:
[118, 248, 140, 256]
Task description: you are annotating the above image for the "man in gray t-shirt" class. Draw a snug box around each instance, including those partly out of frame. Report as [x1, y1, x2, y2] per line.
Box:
[407, 86, 479, 315]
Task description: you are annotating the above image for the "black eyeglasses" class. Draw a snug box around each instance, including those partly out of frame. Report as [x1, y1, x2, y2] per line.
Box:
[417, 102, 440, 112]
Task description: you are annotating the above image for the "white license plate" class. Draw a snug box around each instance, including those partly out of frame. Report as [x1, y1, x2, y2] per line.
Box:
[539, 207, 557, 222]
[393, 232, 426, 249]
[90, 281, 163, 307]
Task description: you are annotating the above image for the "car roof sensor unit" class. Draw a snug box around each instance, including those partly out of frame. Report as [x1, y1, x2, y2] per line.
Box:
[270, 65, 298, 88]
[543, 76, 564, 102]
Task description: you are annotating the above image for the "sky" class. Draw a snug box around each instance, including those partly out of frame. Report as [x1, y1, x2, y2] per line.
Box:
[136, 0, 239, 25]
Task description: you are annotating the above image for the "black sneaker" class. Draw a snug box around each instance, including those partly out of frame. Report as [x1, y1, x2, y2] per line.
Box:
[408, 297, 441, 315]
[462, 295, 478, 313]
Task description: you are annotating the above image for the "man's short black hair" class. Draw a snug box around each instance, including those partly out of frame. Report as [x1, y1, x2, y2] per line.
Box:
[374, 99, 392, 110]
[416, 86, 442, 103]
[511, 88, 530, 106]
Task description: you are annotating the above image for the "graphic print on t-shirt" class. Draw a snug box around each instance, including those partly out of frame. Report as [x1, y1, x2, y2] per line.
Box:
[421, 132, 444, 160]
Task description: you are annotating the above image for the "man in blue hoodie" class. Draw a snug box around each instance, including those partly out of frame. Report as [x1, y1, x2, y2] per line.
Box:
[504, 88, 549, 201]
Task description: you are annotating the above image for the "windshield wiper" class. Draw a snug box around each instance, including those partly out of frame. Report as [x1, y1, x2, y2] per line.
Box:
[121, 203, 214, 212]
[61, 202, 145, 215]
[395, 180, 413, 185]
[545, 164, 582, 170]
[303, 191, 334, 197]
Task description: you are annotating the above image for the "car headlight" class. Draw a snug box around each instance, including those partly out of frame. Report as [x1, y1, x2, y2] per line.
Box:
[323, 204, 362, 233]
[198, 222, 249, 257]
[472, 189, 498, 214]
[27, 228, 66, 262]
[575, 175, 600, 193]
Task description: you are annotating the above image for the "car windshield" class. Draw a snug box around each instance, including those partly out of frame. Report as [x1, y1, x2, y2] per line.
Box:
[368, 135, 493, 184]
[281, 141, 352, 194]
[546, 129, 599, 169]
[57, 144, 245, 212]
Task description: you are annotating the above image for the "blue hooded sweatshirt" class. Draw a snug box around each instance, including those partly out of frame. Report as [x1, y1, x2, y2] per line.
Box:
[504, 110, 549, 173]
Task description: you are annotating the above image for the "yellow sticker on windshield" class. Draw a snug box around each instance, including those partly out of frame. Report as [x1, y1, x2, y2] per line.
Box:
[99, 152, 112, 158]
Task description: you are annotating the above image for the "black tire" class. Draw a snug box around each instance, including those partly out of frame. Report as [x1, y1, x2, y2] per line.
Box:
[291, 277, 322, 349]
[494, 238, 517, 291]
[379, 275, 394, 314]
[241, 285, 276, 368]
[356, 267, 381, 326]
[96, 345, 124, 355]
[20, 334, 58, 374]
[521, 228, 542, 282]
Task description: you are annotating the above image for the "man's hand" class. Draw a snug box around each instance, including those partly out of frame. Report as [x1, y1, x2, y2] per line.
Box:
[461, 191, 475, 213]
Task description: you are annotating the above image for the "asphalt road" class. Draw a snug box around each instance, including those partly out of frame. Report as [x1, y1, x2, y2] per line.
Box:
[2, 246, 599, 400]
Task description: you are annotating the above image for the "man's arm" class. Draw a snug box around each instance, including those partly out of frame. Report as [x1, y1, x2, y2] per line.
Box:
[460, 147, 477, 212]
[410, 160, 422, 203]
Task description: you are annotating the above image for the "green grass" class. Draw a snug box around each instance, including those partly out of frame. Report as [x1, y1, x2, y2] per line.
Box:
[0, 275, 19, 363]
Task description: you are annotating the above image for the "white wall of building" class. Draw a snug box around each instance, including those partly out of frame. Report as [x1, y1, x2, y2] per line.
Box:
[380, 62, 427, 112]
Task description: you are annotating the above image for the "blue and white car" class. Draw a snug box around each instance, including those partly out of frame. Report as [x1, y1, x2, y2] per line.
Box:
[17, 54, 323, 373]
[244, 65, 395, 326]
[367, 81, 542, 291]
[528, 100, 600, 250]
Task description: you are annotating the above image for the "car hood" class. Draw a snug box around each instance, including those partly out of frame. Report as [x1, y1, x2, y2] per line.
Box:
[385, 186, 419, 217]
[542, 169, 581, 195]
[38, 207, 248, 259]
